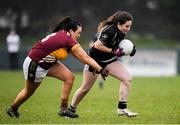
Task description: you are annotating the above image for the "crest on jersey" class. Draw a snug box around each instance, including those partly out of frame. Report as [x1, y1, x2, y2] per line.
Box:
[101, 33, 108, 40]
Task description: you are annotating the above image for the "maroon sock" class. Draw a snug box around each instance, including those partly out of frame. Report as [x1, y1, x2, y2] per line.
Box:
[60, 98, 68, 111]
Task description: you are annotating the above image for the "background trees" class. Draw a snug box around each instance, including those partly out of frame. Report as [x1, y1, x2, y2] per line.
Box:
[0, 0, 180, 45]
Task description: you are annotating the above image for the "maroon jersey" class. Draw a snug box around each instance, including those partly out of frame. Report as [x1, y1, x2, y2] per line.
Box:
[28, 30, 78, 69]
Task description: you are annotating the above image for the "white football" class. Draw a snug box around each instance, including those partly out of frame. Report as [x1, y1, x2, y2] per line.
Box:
[119, 39, 134, 55]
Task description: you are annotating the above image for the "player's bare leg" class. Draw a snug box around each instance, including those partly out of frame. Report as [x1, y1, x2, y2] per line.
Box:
[6, 80, 40, 118]
[107, 61, 137, 117]
[70, 68, 98, 113]
[47, 62, 78, 118]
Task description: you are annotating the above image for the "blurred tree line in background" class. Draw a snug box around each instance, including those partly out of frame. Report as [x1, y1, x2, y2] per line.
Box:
[0, 0, 180, 49]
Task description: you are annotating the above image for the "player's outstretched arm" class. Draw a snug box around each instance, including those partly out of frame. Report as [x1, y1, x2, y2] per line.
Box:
[71, 46, 109, 79]
[71, 46, 102, 72]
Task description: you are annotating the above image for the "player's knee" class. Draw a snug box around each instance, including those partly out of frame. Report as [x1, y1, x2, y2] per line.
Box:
[65, 73, 75, 84]
[121, 75, 132, 86]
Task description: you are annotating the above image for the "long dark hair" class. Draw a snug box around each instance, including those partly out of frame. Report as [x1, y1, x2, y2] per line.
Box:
[98, 11, 133, 32]
[50, 16, 82, 33]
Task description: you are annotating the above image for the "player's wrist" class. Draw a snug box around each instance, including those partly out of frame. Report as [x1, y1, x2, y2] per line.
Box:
[110, 48, 113, 53]
[97, 67, 102, 73]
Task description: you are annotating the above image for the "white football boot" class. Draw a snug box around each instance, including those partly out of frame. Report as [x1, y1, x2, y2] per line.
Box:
[117, 108, 138, 117]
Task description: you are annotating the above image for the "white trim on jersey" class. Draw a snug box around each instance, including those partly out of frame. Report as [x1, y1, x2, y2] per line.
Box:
[99, 56, 117, 63]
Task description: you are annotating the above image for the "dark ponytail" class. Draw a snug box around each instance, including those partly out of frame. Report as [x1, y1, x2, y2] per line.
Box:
[50, 16, 82, 33]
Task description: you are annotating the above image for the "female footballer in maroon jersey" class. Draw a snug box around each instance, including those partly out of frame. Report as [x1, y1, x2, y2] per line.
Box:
[6, 16, 108, 118]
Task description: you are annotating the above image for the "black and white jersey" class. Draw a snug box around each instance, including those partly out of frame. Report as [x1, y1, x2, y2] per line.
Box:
[89, 25, 125, 64]
[99, 25, 125, 48]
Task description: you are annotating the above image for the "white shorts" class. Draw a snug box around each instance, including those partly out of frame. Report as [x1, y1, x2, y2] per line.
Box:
[23, 56, 49, 83]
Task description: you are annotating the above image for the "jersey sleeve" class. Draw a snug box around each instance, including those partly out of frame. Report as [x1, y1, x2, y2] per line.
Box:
[65, 35, 80, 51]
[98, 26, 116, 47]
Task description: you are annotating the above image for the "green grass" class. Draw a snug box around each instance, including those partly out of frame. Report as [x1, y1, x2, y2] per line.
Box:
[0, 70, 180, 124]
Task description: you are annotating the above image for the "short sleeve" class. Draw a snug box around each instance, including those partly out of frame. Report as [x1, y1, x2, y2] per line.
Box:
[98, 26, 116, 47]
[65, 35, 79, 49]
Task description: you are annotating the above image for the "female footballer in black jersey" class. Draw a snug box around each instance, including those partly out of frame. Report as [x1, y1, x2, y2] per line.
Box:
[69, 11, 137, 117]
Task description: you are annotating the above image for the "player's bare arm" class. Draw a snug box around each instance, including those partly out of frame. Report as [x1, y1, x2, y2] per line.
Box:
[71, 46, 102, 72]
[93, 39, 112, 53]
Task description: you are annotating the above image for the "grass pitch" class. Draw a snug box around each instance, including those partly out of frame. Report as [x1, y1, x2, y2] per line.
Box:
[0, 70, 180, 124]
